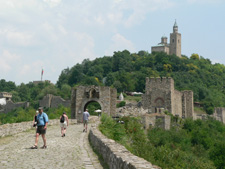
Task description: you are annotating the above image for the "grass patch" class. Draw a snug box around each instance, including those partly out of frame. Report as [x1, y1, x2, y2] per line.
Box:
[124, 95, 142, 102]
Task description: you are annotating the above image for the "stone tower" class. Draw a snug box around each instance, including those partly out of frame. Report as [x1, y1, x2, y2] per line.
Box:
[169, 20, 181, 57]
[142, 77, 194, 118]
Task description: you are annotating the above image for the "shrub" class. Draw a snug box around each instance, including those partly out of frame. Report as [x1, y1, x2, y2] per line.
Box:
[99, 115, 224, 169]
[116, 101, 126, 108]
[99, 114, 126, 141]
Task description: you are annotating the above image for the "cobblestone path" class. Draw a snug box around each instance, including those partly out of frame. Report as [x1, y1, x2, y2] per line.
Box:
[0, 123, 103, 169]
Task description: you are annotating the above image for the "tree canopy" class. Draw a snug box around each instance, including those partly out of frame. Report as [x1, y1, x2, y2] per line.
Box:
[2, 50, 225, 114]
[55, 50, 225, 114]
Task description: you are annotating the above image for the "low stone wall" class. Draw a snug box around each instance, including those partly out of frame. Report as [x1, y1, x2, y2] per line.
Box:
[0, 119, 61, 137]
[89, 126, 160, 169]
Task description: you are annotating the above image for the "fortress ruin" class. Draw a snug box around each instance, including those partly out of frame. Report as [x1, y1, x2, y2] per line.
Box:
[142, 77, 194, 118]
[71, 85, 117, 123]
[0, 92, 29, 114]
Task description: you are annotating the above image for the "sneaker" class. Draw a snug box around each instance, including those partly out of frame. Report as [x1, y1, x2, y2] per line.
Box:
[31, 145, 38, 149]
[41, 145, 47, 149]
[83, 129, 85, 132]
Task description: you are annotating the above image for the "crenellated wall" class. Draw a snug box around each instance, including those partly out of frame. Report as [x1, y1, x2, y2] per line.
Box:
[89, 125, 161, 169]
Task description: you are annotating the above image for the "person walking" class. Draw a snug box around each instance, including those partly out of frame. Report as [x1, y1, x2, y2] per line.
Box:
[31, 107, 48, 149]
[83, 109, 90, 132]
[33, 110, 38, 127]
[32, 110, 38, 135]
[60, 112, 69, 137]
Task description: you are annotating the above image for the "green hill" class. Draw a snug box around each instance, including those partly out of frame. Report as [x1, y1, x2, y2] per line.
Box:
[56, 50, 225, 114]
[1, 50, 225, 115]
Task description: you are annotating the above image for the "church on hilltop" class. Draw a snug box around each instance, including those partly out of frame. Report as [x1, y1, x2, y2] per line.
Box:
[151, 21, 181, 57]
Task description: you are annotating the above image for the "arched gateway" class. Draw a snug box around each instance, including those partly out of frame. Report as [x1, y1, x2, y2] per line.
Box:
[71, 85, 117, 122]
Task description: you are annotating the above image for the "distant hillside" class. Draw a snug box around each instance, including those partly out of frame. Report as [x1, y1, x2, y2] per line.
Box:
[57, 50, 225, 114]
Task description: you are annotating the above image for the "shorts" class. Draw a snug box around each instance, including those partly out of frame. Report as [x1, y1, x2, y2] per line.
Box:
[83, 120, 88, 125]
[60, 122, 67, 129]
[36, 126, 46, 135]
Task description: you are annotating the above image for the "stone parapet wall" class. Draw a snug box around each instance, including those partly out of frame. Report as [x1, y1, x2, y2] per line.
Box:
[0, 119, 60, 137]
[89, 126, 160, 169]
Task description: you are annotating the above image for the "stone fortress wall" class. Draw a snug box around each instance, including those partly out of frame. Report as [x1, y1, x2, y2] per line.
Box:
[211, 107, 225, 124]
[3, 101, 29, 114]
[39, 94, 70, 109]
[89, 124, 160, 169]
[117, 77, 224, 130]
[0, 93, 70, 114]
[0, 92, 29, 114]
[2, 77, 224, 130]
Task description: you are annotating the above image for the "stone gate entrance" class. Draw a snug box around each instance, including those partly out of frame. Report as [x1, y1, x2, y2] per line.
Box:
[71, 85, 117, 122]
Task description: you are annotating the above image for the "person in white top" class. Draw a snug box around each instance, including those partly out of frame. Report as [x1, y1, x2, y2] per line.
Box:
[82, 109, 90, 132]
[60, 112, 69, 137]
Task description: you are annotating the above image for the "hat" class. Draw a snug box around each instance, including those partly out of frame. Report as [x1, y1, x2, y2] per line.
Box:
[38, 107, 43, 110]
[63, 112, 66, 114]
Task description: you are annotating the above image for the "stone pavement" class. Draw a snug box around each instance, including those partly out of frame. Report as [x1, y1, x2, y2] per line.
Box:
[0, 122, 103, 169]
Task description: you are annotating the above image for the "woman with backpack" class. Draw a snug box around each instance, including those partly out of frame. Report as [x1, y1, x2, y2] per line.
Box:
[60, 112, 69, 137]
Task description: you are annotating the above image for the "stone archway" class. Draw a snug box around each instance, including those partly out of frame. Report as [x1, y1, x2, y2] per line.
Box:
[154, 97, 165, 113]
[71, 85, 117, 122]
[154, 97, 164, 107]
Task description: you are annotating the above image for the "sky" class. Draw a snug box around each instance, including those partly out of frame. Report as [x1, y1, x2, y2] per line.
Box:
[0, 0, 225, 85]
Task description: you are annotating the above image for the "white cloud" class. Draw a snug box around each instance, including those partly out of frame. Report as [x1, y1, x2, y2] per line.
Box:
[0, 50, 20, 72]
[111, 0, 176, 27]
[58, 25, 67, 35]
[105, 33, 136, 56]
[43, 0, 62, 8]
[5, 30, 33, 46]
[71, 32, 96, 60]
[0, 0, 178, 84]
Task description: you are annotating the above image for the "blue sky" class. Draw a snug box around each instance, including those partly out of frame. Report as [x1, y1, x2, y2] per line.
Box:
[0, 0, 225, 85]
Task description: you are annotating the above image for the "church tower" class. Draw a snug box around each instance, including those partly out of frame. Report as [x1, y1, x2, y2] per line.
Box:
[169, 20, 181, 57]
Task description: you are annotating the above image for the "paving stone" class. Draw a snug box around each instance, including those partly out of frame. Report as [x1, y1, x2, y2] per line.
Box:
[0, 123, 102, 169]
